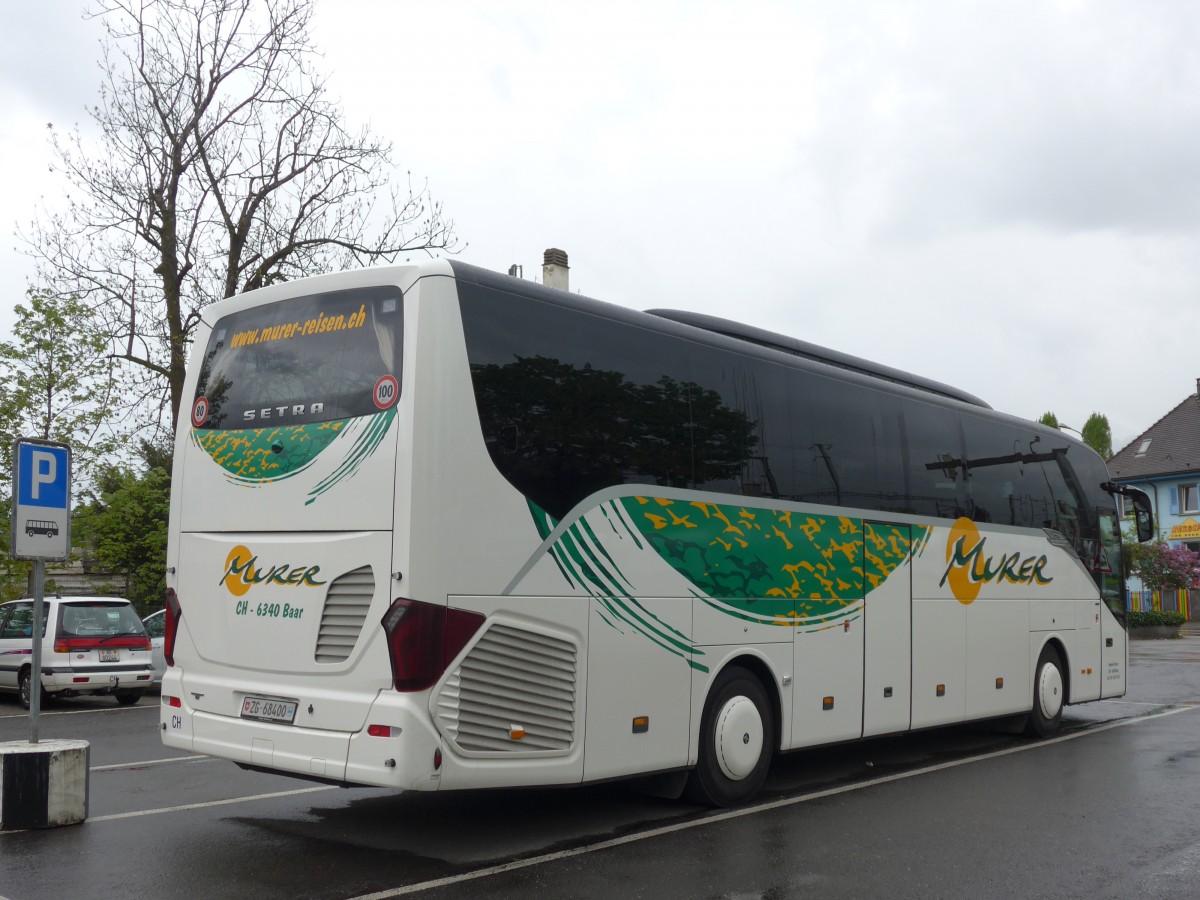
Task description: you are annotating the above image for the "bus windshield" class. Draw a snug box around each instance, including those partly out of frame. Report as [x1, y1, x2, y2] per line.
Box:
[192, 286, 402, 431]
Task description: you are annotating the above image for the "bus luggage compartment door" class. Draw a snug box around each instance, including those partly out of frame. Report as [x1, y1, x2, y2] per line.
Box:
[862, 523, 912, 738]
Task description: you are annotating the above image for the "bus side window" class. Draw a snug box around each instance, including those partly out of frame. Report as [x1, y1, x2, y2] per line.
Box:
[899, 398, 966, 519]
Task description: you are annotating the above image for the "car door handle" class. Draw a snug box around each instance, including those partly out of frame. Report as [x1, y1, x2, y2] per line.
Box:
[1106, 638, 1114, 647]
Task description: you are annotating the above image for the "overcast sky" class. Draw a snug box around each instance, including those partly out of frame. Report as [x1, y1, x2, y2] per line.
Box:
[3, 0, 1200, 451]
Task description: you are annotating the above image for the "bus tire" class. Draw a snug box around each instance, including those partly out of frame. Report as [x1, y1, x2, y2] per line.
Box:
[114, 689, 144, 706]
[1025, 644, 1065, 738]
[685, 666, 774, 807]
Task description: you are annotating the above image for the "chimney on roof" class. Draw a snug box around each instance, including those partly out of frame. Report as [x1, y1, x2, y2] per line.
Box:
[543, 248, 569, 291]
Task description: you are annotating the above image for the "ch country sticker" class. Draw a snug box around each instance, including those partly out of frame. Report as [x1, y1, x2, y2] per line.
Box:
[219, 545, 327, 597]
[941, 517, 1053, 604]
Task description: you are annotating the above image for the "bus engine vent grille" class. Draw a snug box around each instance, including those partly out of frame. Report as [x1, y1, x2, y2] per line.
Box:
[436, 624, 577, 753]
[313, 566, 375, 663]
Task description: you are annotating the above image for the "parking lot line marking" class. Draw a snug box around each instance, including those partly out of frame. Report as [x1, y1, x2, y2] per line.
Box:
[0, 710, 157, 724]
[87, 785, 337, 822]
[348, 704, 1200, 899]
[91, 755, 213, 772]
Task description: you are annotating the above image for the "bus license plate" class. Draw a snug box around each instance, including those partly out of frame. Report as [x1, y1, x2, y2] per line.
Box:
[99, 649, 120, 662]
[240, 696, 298, 724]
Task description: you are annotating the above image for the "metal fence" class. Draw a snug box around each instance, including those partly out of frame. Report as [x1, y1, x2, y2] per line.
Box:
[1128, 589, 1193, 620]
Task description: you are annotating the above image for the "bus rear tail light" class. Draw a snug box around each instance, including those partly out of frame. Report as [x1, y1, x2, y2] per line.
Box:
[164, 588, 183, 667]
[381, 598, 485, 692]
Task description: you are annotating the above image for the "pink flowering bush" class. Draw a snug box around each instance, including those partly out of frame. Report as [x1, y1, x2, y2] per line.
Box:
[1127, 540, 1200, 591]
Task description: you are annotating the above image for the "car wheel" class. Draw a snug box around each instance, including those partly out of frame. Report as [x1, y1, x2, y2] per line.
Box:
[685, 665, 774, 807]
[18, 667, 44, 710]
[1025, 644, 1065, 738]
[113, 689, 144, 706]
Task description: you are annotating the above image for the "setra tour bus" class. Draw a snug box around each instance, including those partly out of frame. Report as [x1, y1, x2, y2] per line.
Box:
[161, 259, 1154, 806]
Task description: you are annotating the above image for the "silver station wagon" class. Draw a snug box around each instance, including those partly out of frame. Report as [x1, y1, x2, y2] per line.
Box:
[0, 596, 155, 707]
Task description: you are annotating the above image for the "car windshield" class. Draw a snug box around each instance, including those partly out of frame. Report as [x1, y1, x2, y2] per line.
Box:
[58, 602, 146, 637]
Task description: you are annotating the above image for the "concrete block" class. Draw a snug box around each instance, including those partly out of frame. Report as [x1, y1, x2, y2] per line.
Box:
[0, 739, 90, 830]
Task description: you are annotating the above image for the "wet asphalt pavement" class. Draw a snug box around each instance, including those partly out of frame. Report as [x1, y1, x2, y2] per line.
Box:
[1, 633, 1199, 899]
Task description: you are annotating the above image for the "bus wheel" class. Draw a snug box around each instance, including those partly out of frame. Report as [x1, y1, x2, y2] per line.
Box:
[685, 666, 774, 807]
[1025, 645, 1064, 738]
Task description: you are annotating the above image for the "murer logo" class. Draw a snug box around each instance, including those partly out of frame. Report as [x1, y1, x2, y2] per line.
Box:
[219, 545, 327, 597]
[940, 517, 1053, 605]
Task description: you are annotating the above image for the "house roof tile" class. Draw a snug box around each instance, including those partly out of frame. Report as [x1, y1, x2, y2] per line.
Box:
[1109, 390, 1200, 480]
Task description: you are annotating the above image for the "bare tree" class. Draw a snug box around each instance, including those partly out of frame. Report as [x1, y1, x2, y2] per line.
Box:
[25, 0, 457, 433]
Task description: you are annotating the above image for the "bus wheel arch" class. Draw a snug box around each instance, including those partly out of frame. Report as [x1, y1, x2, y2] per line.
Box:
[1025, 641, 1066, 738]
[686, 659, 778, 807]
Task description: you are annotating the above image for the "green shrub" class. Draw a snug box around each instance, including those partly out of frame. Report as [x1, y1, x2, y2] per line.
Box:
[1127, 610, 1186, 628]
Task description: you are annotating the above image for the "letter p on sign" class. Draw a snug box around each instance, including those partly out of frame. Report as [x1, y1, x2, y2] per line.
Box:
[31, 451, 56, 500]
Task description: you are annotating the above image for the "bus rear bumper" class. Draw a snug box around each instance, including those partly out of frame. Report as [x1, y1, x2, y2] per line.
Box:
[189, 710, 354, 781]
[160, 685, 443, 790]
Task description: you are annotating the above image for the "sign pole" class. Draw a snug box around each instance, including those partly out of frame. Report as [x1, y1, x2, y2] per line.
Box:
[30, 559, 44, 743]
[3, 437, 88, 831]
[10, 438, 72, 744]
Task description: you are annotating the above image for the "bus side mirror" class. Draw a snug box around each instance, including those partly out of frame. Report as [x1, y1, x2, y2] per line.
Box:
[1102, 482, 1155, 543]
[1132, 491, 1154, 543]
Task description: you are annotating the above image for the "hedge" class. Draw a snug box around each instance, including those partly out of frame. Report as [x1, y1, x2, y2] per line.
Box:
[1127, 610, 1186, 628]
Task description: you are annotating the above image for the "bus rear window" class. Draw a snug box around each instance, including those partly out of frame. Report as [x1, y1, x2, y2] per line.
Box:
[192, 286, 402, 430]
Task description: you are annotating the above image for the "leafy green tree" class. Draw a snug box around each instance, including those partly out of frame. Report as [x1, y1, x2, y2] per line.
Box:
[0, 289, 122, 487]
[0, 289, 124, 598]
[1037, 412, 1059, 428]
[74, 442, 171, 613]
[1081, 412, 1113, 459]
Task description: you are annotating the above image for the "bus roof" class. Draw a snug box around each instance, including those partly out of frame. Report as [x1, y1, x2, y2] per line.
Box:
[643, 309, 991, 409]
[448, 260, 992, 411]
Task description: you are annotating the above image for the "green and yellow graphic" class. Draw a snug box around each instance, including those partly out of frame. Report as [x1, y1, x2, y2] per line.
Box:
[533, 493, 930, 672]
[191, 407, 396, 505]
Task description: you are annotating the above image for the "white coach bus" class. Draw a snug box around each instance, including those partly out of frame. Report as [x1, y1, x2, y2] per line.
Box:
[161, 260, 1153, 806]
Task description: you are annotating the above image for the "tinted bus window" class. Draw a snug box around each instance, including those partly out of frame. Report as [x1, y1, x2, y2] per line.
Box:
[791, 372, 887, 512]
[961, 416, 1037, 526]
[193, 286, 402, 430]
[900, 398, 966, 519]
[685, 353, 785, 499]
[460, 282, 702, 517]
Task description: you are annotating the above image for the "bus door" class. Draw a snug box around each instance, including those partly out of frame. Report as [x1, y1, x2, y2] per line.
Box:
[1098, 511, 1128, 698]
[862, 522, 913, 737]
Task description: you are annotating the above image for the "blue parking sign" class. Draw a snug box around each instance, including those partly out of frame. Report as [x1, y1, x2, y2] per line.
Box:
[11, 438, 72, 560]
[17, 443, 69, 508]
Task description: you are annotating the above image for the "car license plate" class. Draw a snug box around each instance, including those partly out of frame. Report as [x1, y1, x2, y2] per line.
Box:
[99, 649, 120, 662]
[240, 696, 298, 724]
